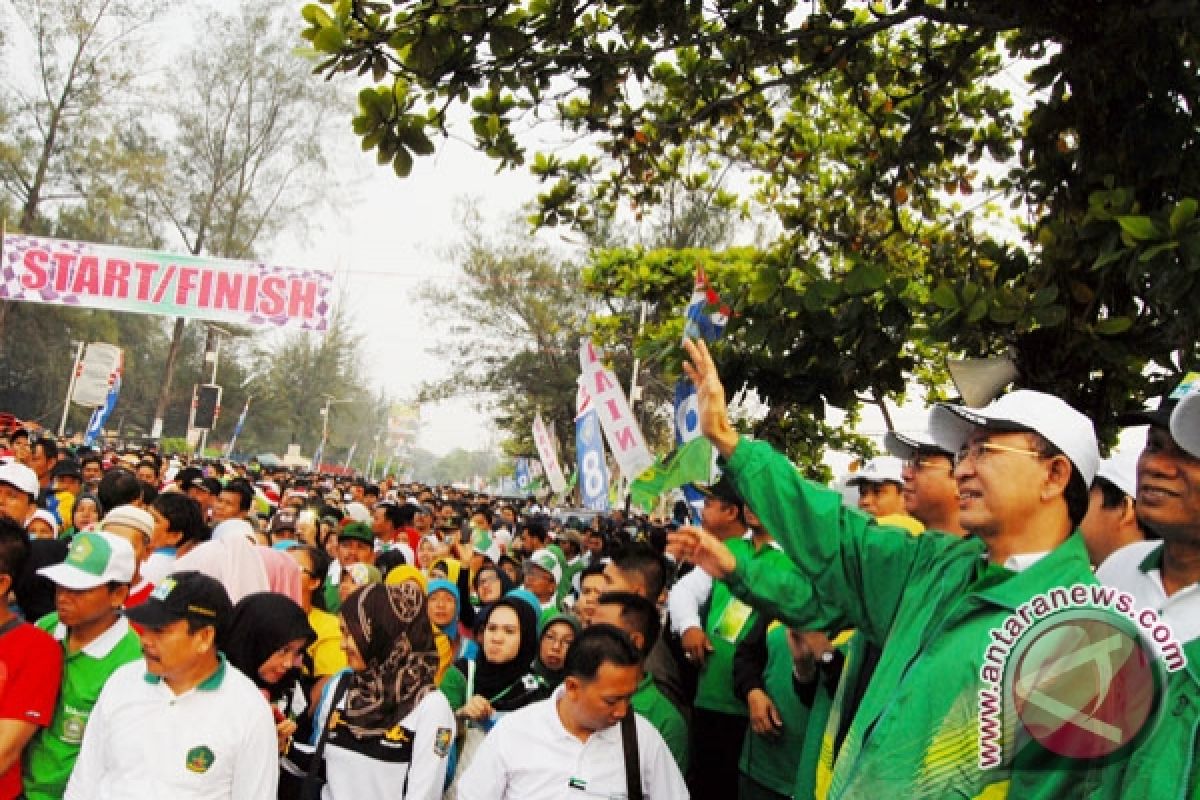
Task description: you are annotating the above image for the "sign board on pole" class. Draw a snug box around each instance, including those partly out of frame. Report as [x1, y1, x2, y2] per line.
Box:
[72, 343, 122, 407]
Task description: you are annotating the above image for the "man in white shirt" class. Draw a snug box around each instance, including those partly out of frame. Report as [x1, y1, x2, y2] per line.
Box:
[64, 571, 278, 799]
[458, 624, 688, 800]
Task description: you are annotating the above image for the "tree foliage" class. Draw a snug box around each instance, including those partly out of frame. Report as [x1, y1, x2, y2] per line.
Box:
[306, 0, 1200, 449]
[0, 0, 376, 455]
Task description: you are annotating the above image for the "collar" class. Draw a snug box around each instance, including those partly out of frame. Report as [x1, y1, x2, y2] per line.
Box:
[1003, 551, 1052, 572]
[636, 672, 655, 693]
[143, 653, 228, 692]
[1139, 542, 1165, 573]
[54, 615, 131, 659]
[549, 685, 622, 744]
[972, 533, 1095, 609]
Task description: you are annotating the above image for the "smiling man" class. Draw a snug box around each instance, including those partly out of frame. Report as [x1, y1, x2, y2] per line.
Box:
[24, 532, 142, 800]
[458, 624, 687, 800]
[669, 338, 1113, 799]
[65, 571, 277, 799]
[1092, 381, 1200, 797]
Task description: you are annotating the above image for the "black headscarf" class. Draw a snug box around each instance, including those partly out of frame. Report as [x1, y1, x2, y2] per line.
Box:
[340, 582, 441, 737]
[468, 596, 541, 704]
[225, 592, 315, 701]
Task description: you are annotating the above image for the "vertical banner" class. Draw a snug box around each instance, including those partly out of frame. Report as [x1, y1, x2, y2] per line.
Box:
[515, 457, 531, 490]
[532, 412, 567, 494]
[225, 398, 251, 458]
[83, 375, 121, 447]
[575, 384, 611, 511]
[676, 265, 728, 518]
[579, 339, 655, 479]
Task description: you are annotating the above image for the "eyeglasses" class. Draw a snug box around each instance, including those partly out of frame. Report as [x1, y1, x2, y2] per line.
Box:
[954, 440, 1046, 467]
[543, 634, 575, 648]
[904, 456, 953, 472]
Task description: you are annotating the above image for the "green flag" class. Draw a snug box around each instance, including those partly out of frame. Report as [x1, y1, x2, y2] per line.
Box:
[629, 437, 714, 511]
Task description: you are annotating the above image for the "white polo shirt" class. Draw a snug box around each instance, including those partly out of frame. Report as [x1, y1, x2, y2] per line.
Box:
[63, 656, 278, 800]
[1097, 540, 1200, 643]
[457, 687, 688, 800]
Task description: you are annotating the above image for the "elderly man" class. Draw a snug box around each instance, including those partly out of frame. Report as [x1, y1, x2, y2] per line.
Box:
[670, 338, 1117, 798]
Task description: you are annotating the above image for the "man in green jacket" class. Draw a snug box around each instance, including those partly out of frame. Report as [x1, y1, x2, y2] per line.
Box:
[671, 338, 1127, 799]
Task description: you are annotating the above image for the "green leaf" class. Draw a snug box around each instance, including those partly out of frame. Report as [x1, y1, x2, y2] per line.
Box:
[392, 147, 414, 177]
[1094, 316, 1133, 335]
[1031, 286, 1058, 307]
[301, 4, 333, 27]
[313, 25, 346, 53]
[1138, 241, 1178, 262]
[1170, 198, 1197, 234]
[931, 284, 958, 310]
[1116, 215, 1160, 241]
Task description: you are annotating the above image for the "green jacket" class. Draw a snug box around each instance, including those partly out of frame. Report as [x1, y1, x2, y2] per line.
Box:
[632, 672, 690, 774]
[721, 437, 1118, 799]
[1099, 633, 1200, 798]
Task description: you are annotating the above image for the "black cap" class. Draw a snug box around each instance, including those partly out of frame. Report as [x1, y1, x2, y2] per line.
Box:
[52, 459, 82, 479]
[692, 473, 743, 508]
[1116, 374, 1200, 429]
[125, 571, 232, 631]
[269, 510, 298, 534]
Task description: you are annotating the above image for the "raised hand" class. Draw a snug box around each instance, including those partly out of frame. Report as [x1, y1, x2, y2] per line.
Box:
[681, 338, 739, 457]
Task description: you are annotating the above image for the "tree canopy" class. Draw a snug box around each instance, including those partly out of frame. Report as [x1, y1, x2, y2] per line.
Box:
[305, 0, 1200, 451]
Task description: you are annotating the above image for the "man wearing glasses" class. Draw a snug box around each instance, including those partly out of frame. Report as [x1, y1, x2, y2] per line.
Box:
[885, 430, 966, 536]
[670, 339, 1113, 799]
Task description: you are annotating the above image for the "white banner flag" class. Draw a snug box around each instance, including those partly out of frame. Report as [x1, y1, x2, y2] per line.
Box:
[532, 412, 567, 493]
[579, 338, 655, 479]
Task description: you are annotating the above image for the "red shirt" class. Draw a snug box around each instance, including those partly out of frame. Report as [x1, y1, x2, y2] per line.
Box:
[0, 621, 62, 799]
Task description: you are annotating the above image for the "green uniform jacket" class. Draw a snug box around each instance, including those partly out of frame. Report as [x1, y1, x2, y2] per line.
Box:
[632, 672, 690, 774]
[1099, 637, 1200, 798]
[738, 622, 813, 796]
[721, 437, 1119, 799]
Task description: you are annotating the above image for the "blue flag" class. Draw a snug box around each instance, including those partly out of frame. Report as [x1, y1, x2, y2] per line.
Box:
[515, 457, 531, 490]
[84, 375, 121, 447]
[575, 386, 610, 511]
[676, 265, 727, 521]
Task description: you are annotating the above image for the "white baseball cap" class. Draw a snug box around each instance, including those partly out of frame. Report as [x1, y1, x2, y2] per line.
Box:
[0, 461, 38, 498]
[930, 389, 1099, 485]
[525, 548, 562, 585]
[884, 430, 952, 461]
[1171, 391, 1200, 460]
[846, 456, 906, 486]
[38, 531, 135, 589]
[1095, 448, 1139, 499]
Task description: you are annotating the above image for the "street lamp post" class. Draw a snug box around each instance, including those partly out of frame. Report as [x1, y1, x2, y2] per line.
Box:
[315, 394, 349, 471]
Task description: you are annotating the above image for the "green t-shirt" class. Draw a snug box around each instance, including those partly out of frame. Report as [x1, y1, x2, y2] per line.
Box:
[632, 672, 689, 774]
[694, 537, 790, 716]
[24, 613, 143, 800]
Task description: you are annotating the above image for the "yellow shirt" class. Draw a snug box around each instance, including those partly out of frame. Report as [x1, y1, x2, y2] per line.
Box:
[308, 608, 347, 677]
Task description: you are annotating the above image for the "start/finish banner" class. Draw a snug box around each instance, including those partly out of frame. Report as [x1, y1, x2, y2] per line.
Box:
[1, 233, 333, 331]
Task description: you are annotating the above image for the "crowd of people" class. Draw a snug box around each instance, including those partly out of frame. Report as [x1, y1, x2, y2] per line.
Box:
[0, 339, 1196, 799]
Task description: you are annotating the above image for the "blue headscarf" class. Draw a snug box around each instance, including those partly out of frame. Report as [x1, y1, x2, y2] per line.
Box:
[427, 578, 461, 641]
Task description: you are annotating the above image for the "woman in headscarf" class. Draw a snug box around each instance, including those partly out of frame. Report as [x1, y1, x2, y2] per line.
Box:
[471, 563, 513, 611]
[313, 582, 454, 799]
[225, 592, 316, 755]
[416, 535, 441, 575]
[426, 578, 471, 672]
[441, 596, 549, 726]
[531, 612, 581, 690]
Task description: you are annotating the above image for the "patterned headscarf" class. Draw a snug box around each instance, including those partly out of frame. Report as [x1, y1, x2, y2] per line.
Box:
[340, 582, 440, 737]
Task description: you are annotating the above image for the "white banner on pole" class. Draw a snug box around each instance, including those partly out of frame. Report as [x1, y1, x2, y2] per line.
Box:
[532, 412, 567, 493]
[579, 338, 654, 479]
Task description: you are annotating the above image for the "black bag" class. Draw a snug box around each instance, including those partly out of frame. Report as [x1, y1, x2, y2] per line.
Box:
[278, 675, 349, 800]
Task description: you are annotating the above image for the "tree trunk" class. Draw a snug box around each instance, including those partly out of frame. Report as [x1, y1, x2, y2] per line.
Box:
[151, 316, 186, 439]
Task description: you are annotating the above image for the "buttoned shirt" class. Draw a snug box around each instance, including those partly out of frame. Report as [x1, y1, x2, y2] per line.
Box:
[457, 686, 688, 800]
[1097, 540, 1200, 643]
[64, 656, 278, 800]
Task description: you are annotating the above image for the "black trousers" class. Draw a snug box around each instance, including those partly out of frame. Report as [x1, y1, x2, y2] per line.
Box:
[687, 708, 749, 800]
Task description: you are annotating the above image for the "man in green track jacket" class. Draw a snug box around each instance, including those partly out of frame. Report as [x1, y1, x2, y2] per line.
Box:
[670, 338, 1131, 799]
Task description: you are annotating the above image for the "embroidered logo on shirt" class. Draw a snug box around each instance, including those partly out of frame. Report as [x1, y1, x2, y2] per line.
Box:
[186, 745, 215, 774]
[434, 727, 452, 757]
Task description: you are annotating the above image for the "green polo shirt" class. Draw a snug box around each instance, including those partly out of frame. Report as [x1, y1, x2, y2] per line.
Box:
[24, 613, 142, 800]
[632, 672, 689, 773]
